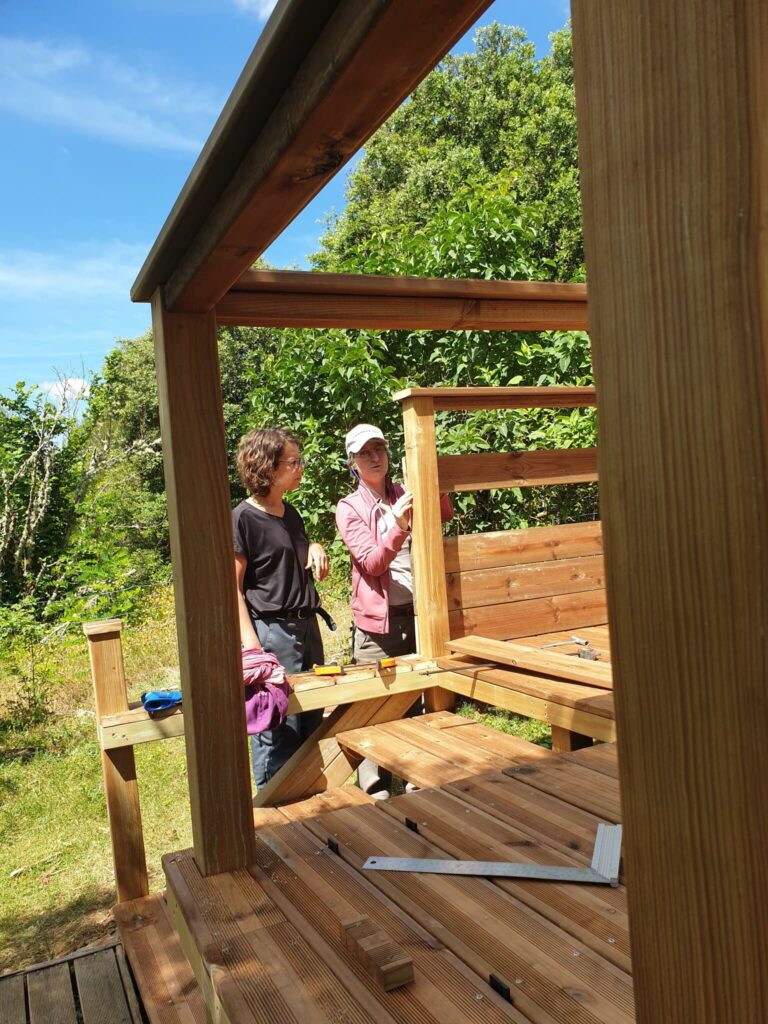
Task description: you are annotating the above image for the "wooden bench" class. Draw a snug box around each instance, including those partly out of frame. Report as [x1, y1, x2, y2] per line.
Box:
[336, 709, 552, 788]
[436, 626, 615, 752]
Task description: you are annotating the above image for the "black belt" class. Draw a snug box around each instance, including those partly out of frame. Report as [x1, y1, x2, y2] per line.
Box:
[257, 607, 337, 631]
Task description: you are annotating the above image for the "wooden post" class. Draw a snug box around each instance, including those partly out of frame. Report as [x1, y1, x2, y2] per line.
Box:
[152, 292, 256, 874]
[572, 2, 768, 1020]
[401, 395, 453, 711]
[83, 619, 148, 902]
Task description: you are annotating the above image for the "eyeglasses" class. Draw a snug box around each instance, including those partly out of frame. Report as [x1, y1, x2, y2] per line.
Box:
[355, 444, 389, 461]
[278, 457, 305, 470]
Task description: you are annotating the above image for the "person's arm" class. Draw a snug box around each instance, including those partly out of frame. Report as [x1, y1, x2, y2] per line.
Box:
[336, 497, 409, 577]
[235, 553, 261, 649]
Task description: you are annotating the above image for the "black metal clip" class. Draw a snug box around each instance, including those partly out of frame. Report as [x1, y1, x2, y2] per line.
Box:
[326, 838, 340, 856]
[489, 974, 512, 1003]
[405, 818, 419, 833]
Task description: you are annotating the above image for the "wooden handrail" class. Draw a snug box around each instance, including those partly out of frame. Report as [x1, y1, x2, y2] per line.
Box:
[393, 386, 596, 410]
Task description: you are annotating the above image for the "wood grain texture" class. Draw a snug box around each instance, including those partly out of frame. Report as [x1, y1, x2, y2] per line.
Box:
[0, 975, 25, 1024]
[231, 269, 588, 301]
[394, 386, 597, 411]
[446, 553, 604, 609]
[152, 295, 255, 874]
[27, 964, 78, 1024]
[572, 2, 768, 1019]
[448, 588, 608, 641]
[402, 395, 453, 711]
[215, 291, 588, 330]
[84, 622, 148, 902]
[147, 0, 496, 311]
[446, 636, 613, 689]
[443, 520, 603, 573]
[114, 893, 208, 1024]
[438, 447, 598, 493]
[73, 949, 136, 1024]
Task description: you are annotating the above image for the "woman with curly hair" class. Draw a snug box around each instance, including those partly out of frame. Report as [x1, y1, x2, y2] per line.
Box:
[233, 427, 329, 787]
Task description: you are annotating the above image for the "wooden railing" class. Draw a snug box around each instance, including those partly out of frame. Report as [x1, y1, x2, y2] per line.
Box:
[394, 386, 603, 705]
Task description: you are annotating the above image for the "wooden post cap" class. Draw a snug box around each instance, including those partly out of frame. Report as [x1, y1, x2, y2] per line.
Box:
[82, 619, 124, 637]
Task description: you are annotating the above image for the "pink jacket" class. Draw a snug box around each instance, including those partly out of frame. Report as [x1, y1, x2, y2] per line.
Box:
[335, 482, 452, 633]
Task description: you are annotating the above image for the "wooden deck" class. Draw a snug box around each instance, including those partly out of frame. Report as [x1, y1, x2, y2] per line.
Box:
[157, 732, 632, 1024]
[0, 940, 145, 1024]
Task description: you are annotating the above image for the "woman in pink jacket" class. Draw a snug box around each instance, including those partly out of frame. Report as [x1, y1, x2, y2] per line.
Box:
[336, 423, 452, 796]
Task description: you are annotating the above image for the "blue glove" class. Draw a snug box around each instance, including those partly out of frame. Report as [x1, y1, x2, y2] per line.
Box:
[141, 689, 182, 713]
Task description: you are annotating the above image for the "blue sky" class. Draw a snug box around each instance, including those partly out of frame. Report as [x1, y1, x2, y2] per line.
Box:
[0, 0, 570, 396]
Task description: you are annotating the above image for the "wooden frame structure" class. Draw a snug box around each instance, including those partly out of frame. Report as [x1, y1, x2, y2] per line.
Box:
[111, 1, 768, 1020]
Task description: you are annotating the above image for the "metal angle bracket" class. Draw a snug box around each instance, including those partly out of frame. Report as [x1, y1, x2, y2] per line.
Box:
[362, 823, 622, 887]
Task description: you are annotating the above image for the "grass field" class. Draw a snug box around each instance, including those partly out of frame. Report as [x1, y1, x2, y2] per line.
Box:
[0, 582, 549, 974]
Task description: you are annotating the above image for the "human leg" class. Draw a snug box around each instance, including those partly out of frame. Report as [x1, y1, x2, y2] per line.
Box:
[353, 610, 418, 797]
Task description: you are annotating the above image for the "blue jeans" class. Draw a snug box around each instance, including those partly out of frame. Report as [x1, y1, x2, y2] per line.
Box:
[250, 615, 324, 788]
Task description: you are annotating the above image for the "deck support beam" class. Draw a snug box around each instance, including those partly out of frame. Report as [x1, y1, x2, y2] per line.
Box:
[152, 292, 256, 874]
[573, 2, 768, 1020]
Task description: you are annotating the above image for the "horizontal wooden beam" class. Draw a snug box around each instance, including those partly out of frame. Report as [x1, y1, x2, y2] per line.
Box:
[437, 670, 616, 742]
[445, 553, 604, 610]
[231, 269, 588, 301]
[393, 386, 596, 410]
[98, 660, 436, 750]
[449, 588, 608, 641]
[438, 447, 599, 492]
[442, 520, 603, 573]
[215, 291, 588, 330]
[135, 0, 496, 311]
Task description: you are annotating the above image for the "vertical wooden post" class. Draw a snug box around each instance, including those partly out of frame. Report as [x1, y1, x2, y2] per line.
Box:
[572, 2, 768, 1021]
[152, 291, 256, 874]
[400, 395, 453, 711]
[84, 619, 148, 903]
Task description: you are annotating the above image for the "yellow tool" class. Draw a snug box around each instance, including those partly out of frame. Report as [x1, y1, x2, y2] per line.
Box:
[377, 657, 397, 671]
[313, 663, 344, 676]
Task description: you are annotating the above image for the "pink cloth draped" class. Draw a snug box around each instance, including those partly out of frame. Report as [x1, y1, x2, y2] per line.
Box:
[241, 648, 290, 733]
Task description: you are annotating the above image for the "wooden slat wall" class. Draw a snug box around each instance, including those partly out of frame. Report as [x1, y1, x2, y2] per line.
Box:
[438, 447, 598, 492]
[444, 522, 607, 641]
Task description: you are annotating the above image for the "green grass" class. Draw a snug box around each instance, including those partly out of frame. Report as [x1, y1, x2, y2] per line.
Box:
[0, 581, 549, 973]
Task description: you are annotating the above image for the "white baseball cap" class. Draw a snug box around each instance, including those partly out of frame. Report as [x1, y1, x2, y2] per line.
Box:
[345, 423, 387, 455]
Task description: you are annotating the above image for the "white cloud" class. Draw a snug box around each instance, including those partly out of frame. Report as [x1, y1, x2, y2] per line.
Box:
[233, 0, 278, 19]
[0, 241, 149, 300]
[0, 35, 222, 153]
[39, 377, 90, 407]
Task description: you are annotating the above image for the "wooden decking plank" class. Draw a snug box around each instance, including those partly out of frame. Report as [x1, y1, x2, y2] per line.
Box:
[437, 658, 614, 717]
[380, 787, 630, 973]
[0, 973, 26, 1024]
[114, 945, 148, 1024]
[417, 710, 476, 729]
[561, 744, 620, 779]
[250, 825, 527, 1024]
[303, 805, 634, 1024]
[503, 759, 622, 822]
[164, 849, 379, 1024]
[27, 963, 78, 1024]
[374, 719, 507, 774]
[73, 948, 135, 1024]
[428, 719, 552, 764]
[337, 722, 467, 788]
[444, 773, 612, 867]
[518, 627, 611, 661]
[114, 892, 208, 1024]
[447, 637, 614, 690]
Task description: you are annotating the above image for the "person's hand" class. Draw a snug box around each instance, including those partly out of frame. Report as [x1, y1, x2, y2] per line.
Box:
[306, 542, 329, 581]
[392, 490, 413, 531]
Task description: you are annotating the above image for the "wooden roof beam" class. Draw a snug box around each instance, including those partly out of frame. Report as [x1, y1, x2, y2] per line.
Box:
[215, 269, 589, 330]
[132, 0, 495, 313]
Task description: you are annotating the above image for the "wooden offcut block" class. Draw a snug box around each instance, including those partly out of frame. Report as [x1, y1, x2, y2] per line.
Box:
[340, 915, 414, 991]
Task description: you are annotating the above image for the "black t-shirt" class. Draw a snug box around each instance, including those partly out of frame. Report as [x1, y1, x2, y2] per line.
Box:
[233, 499, 321, 618]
